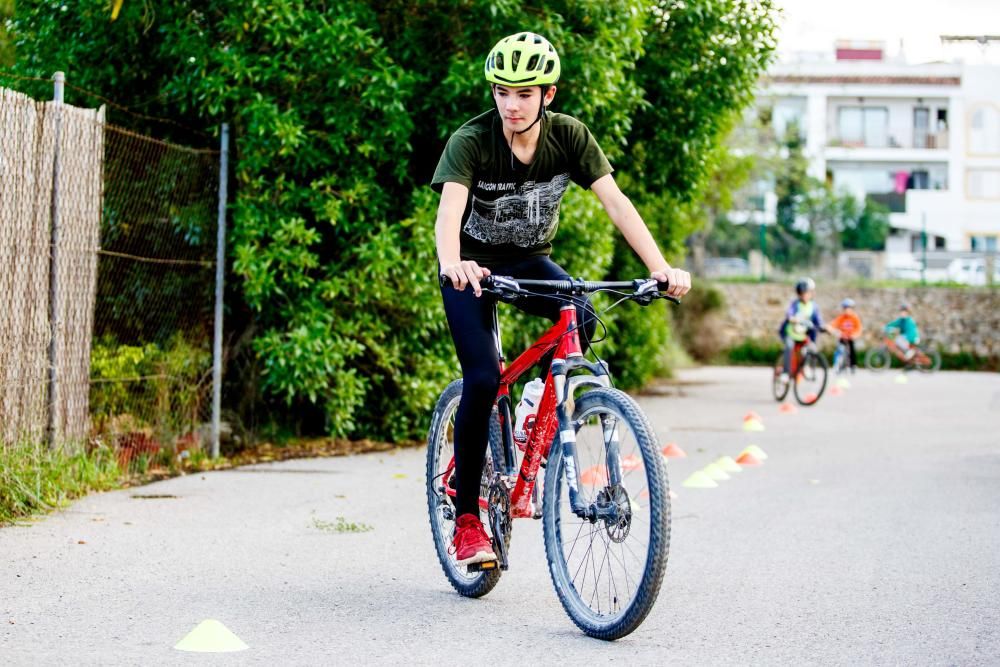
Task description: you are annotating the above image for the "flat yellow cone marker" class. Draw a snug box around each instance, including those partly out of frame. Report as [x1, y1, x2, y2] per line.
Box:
[682, 471, 718, 489]
[743, 418, 765, 432]
[716, 456, 742, 473]
[836, 377, 850, 389]
[702, 463, 730, 481]
[741, 445, 769, 460]
[894, 373, 909, 384]
[174, 619, 249, 653]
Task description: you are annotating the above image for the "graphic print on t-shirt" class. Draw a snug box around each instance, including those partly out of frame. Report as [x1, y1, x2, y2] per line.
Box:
[463, 173, 571, 248]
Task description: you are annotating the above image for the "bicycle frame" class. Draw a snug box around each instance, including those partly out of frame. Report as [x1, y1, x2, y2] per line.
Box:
[882, 336, 930, 364]
[440, 300, 609, 521]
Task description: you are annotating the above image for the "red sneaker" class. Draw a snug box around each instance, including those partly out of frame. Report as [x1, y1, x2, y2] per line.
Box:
[452, 514, 497, 566]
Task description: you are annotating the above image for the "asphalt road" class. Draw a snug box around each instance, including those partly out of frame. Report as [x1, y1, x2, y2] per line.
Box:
[2, 366, 998, 665]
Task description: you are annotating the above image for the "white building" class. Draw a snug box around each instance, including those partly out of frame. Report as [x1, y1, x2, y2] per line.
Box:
[748, 40, 1000, 277]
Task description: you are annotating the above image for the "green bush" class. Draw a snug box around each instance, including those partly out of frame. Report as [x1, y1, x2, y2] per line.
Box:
[726, 338, 784, 366]
[10, 1, 777, 440]
[90, 335, 211, 444]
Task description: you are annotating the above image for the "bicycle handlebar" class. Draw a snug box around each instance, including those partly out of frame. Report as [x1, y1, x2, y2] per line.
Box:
[439, 274, 681, 304]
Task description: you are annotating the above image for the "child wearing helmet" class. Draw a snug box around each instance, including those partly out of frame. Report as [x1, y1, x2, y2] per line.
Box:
[432, 32, 691, 567]
[885, 304, 920, 361]
[776, 278, 823, 386]
[827, 298, 863, 372]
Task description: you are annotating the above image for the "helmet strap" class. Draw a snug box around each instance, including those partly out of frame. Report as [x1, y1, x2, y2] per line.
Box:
[515, 85, 549, 135]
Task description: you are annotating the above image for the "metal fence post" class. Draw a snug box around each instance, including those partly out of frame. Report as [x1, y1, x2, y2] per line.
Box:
[46, 71, 65, 449]
[211, 123, 229, 459]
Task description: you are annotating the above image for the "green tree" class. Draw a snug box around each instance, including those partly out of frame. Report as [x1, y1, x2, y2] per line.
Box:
[10, 1, 777, 440]
[0, 0, 13, 67]
[842, 198, 890, 250]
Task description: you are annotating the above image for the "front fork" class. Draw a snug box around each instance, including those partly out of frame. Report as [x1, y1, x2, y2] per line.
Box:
[552, 359, 618, 522]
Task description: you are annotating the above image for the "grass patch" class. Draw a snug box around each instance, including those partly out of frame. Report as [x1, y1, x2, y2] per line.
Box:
[311, 516, 373, 534]
[0, 445, 122, 525]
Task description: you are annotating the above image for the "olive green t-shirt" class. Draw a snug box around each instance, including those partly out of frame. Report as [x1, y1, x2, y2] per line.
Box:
[431, 109, 613, 266]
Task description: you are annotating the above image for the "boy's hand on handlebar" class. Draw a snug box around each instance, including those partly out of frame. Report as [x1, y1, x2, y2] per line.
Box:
[651, 267, 691, 299]
[441, 261, 491, 297]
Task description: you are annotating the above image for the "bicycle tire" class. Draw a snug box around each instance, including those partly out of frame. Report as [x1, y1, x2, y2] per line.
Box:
[542, 387, 669, 640]
[426, 380, 504, 598]
[772, 356, 790, 402]
[865, 346, 892, 371]
[918, 346, 942, 373]
[794, 351, 827, 406]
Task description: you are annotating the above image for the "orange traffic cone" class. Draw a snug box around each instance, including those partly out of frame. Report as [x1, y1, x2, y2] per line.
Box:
[735, 451, 763, 466]
[661, 442, 687, 458]
[743, 410, 762, 422]
[580, 465, 608, 486]
[778, 402, 797, 414]
[829, 385, 843, 396]
[803, 392, 818, 403]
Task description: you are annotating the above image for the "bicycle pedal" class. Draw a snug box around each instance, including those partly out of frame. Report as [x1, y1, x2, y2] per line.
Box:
[467, 559, 499, 573]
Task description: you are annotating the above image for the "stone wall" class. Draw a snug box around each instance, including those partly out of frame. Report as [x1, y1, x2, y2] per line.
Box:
[711, 282, 1000, 357]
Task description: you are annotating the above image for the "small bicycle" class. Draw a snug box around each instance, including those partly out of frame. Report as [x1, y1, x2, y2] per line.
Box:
[831, 338, 857, 375]
[865, 336, 941, 372]
[772, 325, 829, 406]
[427, 275, 679, 640]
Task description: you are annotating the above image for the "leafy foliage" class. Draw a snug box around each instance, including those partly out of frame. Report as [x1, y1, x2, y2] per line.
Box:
[10, 1, 777, 440]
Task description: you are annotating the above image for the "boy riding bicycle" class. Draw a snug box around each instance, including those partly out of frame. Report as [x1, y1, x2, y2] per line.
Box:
[777, 278, 823, 387]
[828, 298, 863, 372]
[885, 304, 920, 361]
[432, 32, 691, 566]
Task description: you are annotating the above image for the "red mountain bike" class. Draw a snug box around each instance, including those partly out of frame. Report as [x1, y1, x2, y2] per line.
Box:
[427, 275, 678, 640]
[772, 325, 829, 406]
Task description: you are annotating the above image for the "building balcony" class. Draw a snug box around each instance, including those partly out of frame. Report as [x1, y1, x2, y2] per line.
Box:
[826, 130, 948, 151]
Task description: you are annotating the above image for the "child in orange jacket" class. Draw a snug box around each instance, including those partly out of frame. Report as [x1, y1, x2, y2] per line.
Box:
[827, 298, 863, 372]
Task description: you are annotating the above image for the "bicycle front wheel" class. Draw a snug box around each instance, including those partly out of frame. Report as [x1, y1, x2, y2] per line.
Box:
[794, 351, 828, 406]
[426, 380, 504, 598]
[542, 387, 669, 641]
[772, 356, 790, 402]
[865, 346, 891, 371]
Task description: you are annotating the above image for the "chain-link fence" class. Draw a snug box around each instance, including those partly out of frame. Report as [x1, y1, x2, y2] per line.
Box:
[0, 83, 222, 475]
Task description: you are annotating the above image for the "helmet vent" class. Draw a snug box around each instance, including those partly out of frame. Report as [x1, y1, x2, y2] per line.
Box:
[495, 53, 504, 70]
[511, 50, 521, 70]
[526, 54, 540, 71]
[544, 60, 555, 75]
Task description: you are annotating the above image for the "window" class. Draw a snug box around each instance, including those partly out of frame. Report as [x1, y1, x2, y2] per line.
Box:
[969, 105, 1000, 154]
[838, 107, 889, 147]
[971, 235, 999, 252]
[914, 107, 930, 148]
[967, 169, 1000, 199]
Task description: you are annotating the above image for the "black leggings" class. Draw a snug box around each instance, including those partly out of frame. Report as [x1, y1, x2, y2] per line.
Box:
[440, 256, 597, 519]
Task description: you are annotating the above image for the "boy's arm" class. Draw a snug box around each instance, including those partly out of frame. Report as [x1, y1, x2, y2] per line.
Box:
[435, 182, 490, 296]
[590, 174, 690, 298]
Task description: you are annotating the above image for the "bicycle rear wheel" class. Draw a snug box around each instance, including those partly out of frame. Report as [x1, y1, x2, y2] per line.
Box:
[916, 346, 942, 372]
[794, 350, 827, 406]
[426, 380, 503, 598]
[542, 387, 669, 640]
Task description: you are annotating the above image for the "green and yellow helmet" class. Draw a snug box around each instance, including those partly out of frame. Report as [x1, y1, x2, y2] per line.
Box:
[484, 32, 561, 86]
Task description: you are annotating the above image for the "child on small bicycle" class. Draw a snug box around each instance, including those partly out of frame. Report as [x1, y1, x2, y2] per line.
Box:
[828, 298, 863, 372]
[885, 304, 920, 361]
[432, 32, 691, 566]
[777, 278, 823, 387]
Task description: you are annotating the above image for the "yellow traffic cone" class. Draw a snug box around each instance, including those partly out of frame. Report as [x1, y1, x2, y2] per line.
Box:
[174, 620, 249, 653]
